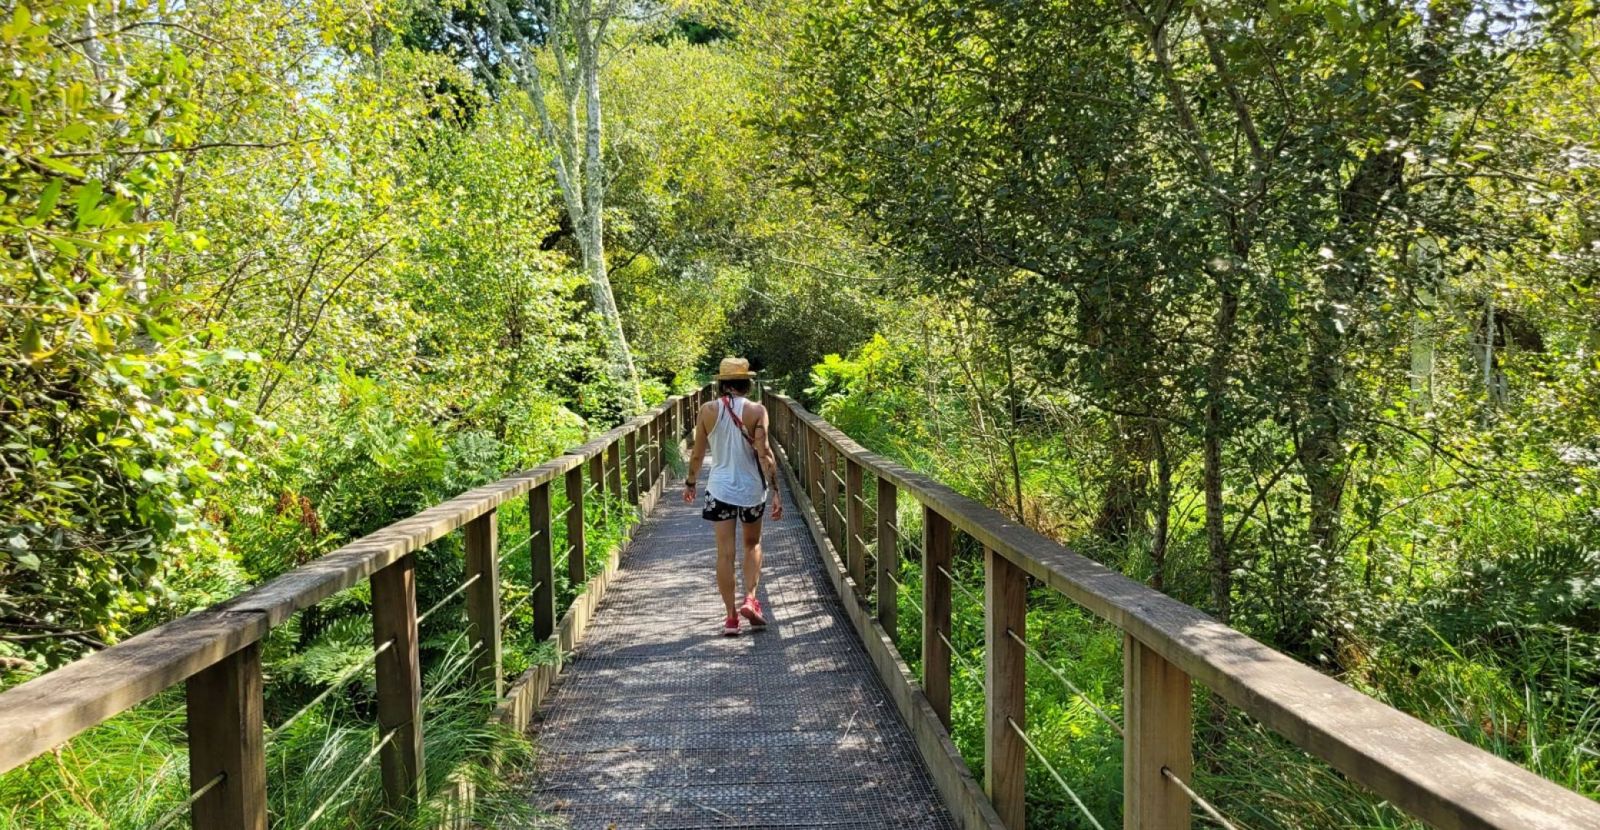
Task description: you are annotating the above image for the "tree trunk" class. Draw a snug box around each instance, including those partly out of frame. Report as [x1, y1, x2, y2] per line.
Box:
[487, 0, 644, 411]
[1094, 416, 1150, 543]
[1151, 423, 1172, 592]
[577, 16, 643, 410]
[1204, 280, 1238, 624]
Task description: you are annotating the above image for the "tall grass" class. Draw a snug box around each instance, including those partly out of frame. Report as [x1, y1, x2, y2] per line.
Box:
[0, 637, 542, 830]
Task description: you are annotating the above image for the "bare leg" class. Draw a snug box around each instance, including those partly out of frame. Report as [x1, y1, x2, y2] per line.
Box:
[741, 517, 764, 599]
[714, 519, 738, 616]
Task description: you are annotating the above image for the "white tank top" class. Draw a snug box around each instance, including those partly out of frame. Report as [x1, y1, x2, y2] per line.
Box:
[707, 396, 768, 507]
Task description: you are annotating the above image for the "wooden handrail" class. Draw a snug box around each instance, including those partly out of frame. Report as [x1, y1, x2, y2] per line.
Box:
[767, 392, 1600, 830]
[0, 388, 706, 825]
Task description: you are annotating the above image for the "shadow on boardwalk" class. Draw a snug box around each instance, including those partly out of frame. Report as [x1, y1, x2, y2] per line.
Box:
[523, 472, 956, 829]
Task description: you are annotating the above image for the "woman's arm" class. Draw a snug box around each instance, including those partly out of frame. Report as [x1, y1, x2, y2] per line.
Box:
[683, 403, 714, 503]
[749, 404, 783, 520]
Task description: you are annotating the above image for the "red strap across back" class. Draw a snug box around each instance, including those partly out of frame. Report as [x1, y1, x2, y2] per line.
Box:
[721, 396, 768, 491]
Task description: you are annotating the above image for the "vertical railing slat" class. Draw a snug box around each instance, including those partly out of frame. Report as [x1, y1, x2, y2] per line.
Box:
[986, 547, 1027, 828]
[846, 460, 866, 594]
[565, 466, 585, 586]
[809, 428, 821, 508]
[923, 506, 953, 729]
[370, 554, 424, 809]
[876, 477, 898, 641]
[465, 509, 502, 696]
[588, 453, 604, 514]
[1125, 634, 1193, 830]
[186, 642, 267, 830]
[606, 441, 623, 505]
[823, 441, 840, 550]
[625, 428, 640, 506]
[530, 482, 555, 641]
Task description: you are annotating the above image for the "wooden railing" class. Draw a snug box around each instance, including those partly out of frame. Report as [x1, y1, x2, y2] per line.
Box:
[766, 393, 1600, 830]
[0, 386, 711, 828]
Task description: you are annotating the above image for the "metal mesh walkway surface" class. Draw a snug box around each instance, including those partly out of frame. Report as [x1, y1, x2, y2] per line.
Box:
[523, 470, 956, 829]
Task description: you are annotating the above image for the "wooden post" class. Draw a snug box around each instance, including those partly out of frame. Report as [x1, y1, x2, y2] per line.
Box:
[370, 555, 424, 809]
[464, 509, 502, 696]
[923, 507, 953, 729]
[565, 466, 585, 586]
[846, 460, 866, 593]
[806, 428, 822, 507]
[642, 417, 654, 491]
[186, 642, 267, 830]
[530, 483, 555, 642]
[986, 547, 1027, 828]
[877, 477, 899, 641]
[823, 441, 840, 550]
[588, 454, 604, 514]
[648, 417, 660, 490]
[605, 441, 623, 504]
[625, 428, 640, 505]
[1125, 634, 1192, 830]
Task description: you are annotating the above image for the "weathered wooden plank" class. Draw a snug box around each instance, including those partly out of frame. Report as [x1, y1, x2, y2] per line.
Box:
[0, 608, 265, 776]
[587, 454, 604, 508]
[985, 548, 1027, 829]
[565, 466, 585, 586]
[846, 460, 866, 594]
[530, 483, 555, 642]
[807, 427, 823, 509]
[771, 394, 1600, 830]
[1125, 633, 1191, 830]
[923, 506, 953, 730]
[605, 441, 622, 503]
[823, 441, 841, 549]
[186, 641, 267, 830]
[877, 476, 899, 642]
[464, 510, 502, 696]
[625, 428, 640, 505]
[371, 554, 424, 808]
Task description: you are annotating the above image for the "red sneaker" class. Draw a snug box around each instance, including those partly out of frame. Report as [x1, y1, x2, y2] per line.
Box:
[739, 596, 767, 628]
[722, 613, 740, 636]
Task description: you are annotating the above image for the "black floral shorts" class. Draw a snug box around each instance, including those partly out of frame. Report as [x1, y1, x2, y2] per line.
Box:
[702, 491, 767, 524]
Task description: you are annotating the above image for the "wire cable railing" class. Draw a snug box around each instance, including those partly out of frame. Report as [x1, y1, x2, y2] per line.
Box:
[495, 529, 539, 567]
[499, 582, 543, 629]
[891, 523, 925, 557]
[1007, 717, 1108, 830]
[881, 569, 924, 616]
[293, 728, 397, 830]
[416, 575, 481, 627]
[144, 772, 224, 830]
[270, 638, 397, 739]
[555, 544, 577, 566]
[1005, 629, 1123, 737]
[938, 631, 983, 685]
[936, 565, 984, 607]
[1163, 766, 1242, 830]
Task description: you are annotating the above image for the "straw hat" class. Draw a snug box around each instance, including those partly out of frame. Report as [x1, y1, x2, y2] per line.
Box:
[713, 357, 758, 381]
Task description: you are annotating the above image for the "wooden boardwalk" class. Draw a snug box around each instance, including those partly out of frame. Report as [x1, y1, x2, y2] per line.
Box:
[524, 468, 956, 828]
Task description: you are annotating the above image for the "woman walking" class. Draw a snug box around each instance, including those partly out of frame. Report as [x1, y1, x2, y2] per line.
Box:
[684, 357, 783, 635]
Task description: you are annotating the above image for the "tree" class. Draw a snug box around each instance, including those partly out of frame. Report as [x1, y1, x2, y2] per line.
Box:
[483, 0, 644, 410]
